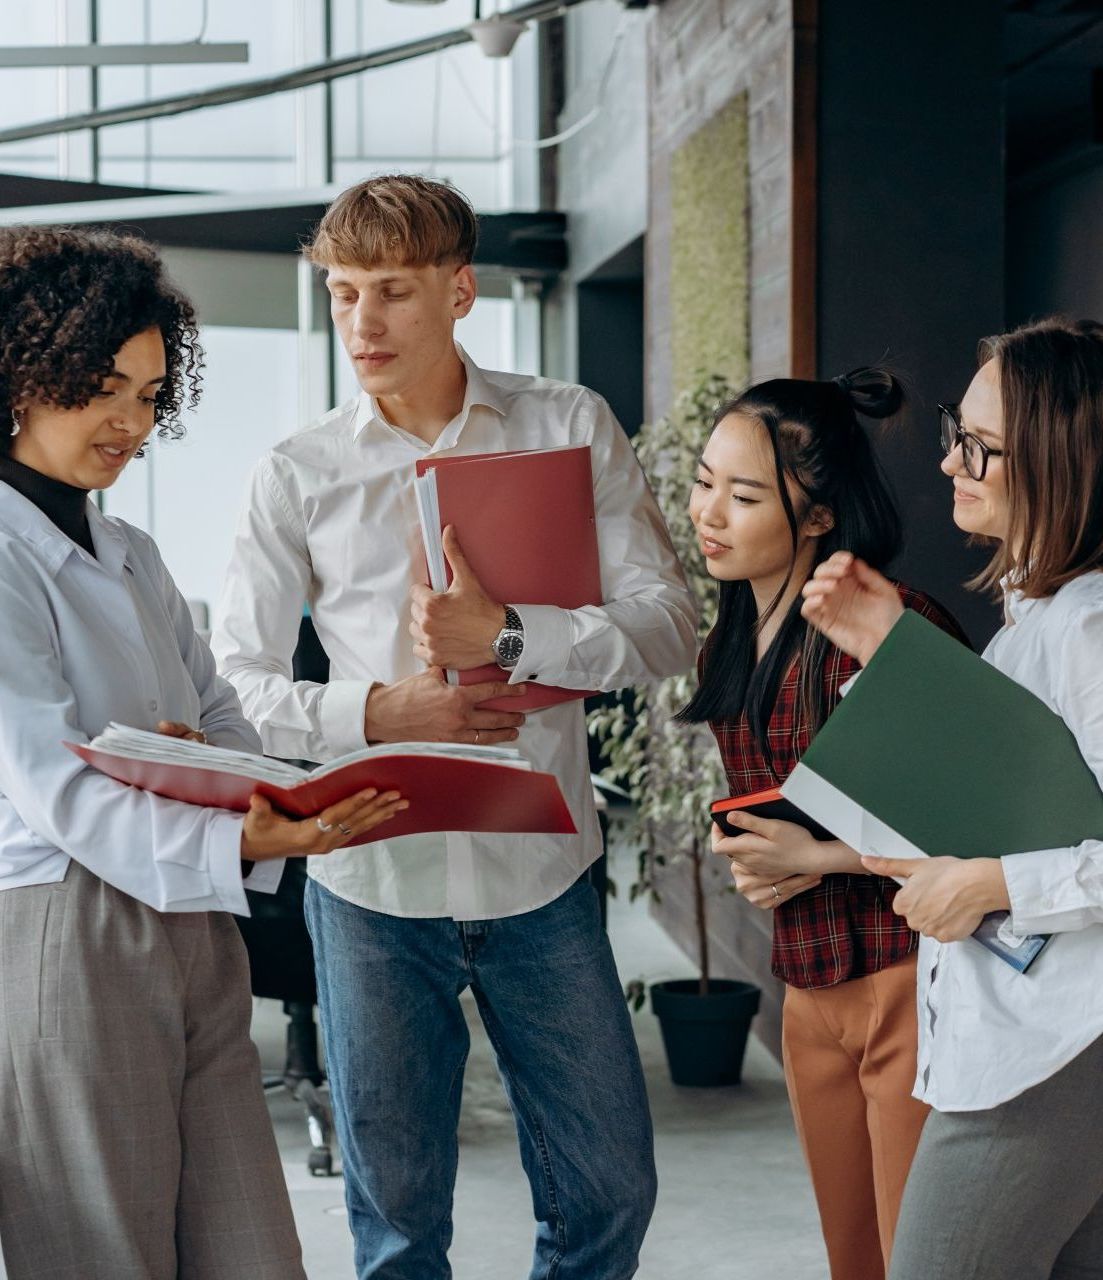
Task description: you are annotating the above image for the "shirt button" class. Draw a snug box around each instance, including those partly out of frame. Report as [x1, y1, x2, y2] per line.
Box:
[149, 700, 158, 712]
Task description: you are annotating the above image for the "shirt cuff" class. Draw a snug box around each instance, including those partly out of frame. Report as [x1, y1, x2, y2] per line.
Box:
[509, 604, 573, 686]
[319, 679, 372, 757]
[207, 812, 250, 916]
[1002, 846, 1081, 935]
[243, 858, 285, 895]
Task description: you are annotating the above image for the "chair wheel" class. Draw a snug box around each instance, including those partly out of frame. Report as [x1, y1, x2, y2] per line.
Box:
[308, 1149, 334, 1177]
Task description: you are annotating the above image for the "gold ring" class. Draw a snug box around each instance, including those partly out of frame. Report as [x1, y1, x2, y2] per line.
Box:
[474, 730, 480, 745]
[770, 883, 781, 903]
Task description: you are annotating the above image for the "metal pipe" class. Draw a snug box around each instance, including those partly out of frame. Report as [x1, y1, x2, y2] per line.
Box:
[0, 0, 589, 146]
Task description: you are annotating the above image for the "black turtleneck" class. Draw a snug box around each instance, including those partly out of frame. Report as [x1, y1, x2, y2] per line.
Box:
[0, 452, 96, 556]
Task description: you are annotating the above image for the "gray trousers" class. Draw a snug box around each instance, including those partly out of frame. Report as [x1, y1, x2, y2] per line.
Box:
[890, 1030, 1103, 1280]
[0, 860, 306, 1280]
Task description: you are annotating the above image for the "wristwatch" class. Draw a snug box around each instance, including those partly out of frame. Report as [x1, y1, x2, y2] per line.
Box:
[491, 605, 525, 670]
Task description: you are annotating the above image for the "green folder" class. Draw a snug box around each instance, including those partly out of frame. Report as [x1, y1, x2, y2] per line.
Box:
[782, 610, 1103, 860]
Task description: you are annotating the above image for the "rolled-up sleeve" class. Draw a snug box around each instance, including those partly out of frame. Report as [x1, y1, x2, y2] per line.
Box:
[511, 395, 697, 691]
[1003, 605, 1103, 935]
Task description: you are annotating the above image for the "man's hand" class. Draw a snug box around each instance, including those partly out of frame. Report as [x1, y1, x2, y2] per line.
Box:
[364, 667, 526, 745]
[861, 854, 1012, 942]
[410, 526, 507, 671]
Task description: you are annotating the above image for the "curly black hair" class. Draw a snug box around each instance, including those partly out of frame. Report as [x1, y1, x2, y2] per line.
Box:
[0, 225, 203, 452]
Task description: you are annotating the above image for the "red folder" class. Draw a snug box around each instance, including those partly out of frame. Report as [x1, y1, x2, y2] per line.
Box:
[68, 744, 577, 847]
[415, 445, 602, 713]
[417, 445, 603, 716]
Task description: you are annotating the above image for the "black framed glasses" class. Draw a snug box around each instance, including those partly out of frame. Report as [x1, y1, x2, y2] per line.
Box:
[938, 403, 1005, 481]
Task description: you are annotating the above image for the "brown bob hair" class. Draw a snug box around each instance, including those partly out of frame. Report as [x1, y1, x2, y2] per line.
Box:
[304, 174, 478, 271]
[975, 316, 1103, 599]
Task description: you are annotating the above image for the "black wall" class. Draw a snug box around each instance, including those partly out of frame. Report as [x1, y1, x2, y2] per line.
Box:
[576, 237, 646, 438]
[817, 0, 1006, 648]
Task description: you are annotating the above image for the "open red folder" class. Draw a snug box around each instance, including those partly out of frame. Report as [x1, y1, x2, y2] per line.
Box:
[414, 445, 602, 713]
[68, 730, 576, 848]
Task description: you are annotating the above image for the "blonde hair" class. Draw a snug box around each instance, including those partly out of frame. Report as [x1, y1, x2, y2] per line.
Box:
[304, 174, 478, 270]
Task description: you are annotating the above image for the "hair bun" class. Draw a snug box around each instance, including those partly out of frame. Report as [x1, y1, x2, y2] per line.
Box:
[832, 366, 904, 420]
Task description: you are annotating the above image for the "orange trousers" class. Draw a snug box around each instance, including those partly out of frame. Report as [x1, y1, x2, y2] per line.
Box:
[782, 952, 929, 1280]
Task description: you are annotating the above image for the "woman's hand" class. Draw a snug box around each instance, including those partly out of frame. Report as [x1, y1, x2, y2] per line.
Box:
[712, 814, 825, 879]
[712, 813, 866, 879]
[800, 551, 904, 666]
[157, 719, 209, 744]
[730, 866, 823, 910]
[861, 854, 1012, 942]
[241, 788, 409, 862]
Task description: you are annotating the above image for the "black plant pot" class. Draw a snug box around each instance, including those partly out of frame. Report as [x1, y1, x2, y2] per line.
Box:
[650, 978, 762, 1087]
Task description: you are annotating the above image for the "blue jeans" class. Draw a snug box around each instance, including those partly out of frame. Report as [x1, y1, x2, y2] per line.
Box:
[304, 876, 656, 1280]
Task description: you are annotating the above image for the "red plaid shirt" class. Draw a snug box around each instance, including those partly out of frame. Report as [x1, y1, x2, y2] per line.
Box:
[709, 586, 968, 989]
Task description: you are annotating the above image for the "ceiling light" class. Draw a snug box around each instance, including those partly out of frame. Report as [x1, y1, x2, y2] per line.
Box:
[0, 42, 249, 67]
[467, 16, 527, 56]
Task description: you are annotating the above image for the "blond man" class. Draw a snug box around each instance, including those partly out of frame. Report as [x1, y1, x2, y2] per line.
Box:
[213, 175, 695, 1280]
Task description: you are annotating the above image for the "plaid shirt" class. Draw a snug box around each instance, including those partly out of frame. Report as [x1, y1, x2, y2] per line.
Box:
[709, 586, 968, 989]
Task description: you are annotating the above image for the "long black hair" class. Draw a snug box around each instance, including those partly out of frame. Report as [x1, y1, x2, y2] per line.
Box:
[680, 368, 904, 766]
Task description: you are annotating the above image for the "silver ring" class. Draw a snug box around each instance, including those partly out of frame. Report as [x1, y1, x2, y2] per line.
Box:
[316, 817, 334, 833]
[473, 730, 480, 745]
[336, 823, 353, 836]
[770, 883, 781, 903]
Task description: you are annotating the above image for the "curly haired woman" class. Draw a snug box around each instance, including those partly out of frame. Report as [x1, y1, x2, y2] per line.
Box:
[0, 227, 407, 1280]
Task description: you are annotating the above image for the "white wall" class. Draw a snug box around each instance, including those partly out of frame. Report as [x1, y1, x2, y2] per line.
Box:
[101, 326, 302, 610]
[2, 0, 534, 613]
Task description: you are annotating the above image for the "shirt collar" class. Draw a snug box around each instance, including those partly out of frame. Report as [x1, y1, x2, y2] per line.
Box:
[0, 479, 130, 578]
[352, 342, 508, 444]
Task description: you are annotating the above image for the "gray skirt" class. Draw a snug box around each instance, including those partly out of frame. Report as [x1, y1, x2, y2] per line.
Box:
[0, 859, 305, 1280]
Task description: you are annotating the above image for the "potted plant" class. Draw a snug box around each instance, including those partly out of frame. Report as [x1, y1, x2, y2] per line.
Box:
[589, 373, 761, 1087]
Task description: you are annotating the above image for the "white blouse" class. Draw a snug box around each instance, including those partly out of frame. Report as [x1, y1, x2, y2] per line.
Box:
[0, 481, 281, 914]
[916, 570, 1103, 1110]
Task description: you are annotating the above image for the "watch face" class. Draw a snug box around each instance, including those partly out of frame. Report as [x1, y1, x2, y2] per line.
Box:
[497, 633, 524, 663]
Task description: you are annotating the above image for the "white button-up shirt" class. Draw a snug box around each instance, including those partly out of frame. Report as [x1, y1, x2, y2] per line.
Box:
[916, 570, 1103, 1111]
[212, 346, 696, 921]
[0, 481, 281, 914]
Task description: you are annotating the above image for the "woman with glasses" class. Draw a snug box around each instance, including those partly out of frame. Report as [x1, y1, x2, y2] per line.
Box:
[802, 316, 1103, 1280]
[0, 226, 407, 1280]
[684, 369, 965, 1280]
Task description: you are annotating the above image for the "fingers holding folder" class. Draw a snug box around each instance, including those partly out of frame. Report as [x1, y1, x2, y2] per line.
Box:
[410, 526, 510, 671]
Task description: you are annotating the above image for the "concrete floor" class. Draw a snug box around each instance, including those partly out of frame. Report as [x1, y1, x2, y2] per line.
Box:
[265, 861, 830, 1280]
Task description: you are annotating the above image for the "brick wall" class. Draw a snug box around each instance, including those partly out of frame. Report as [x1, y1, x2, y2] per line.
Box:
[646, 0, 794, 420]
